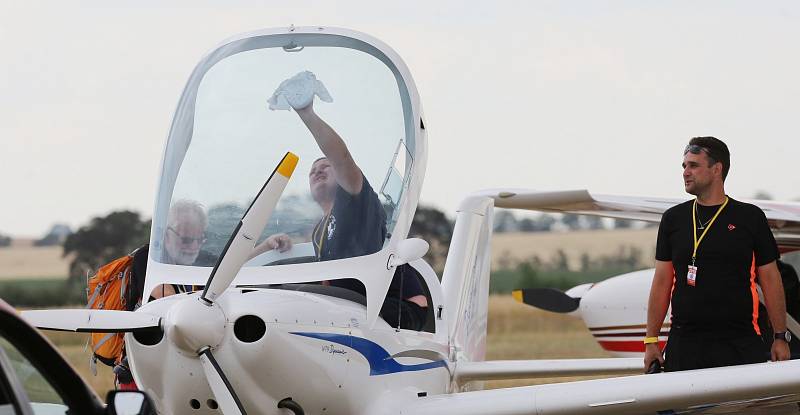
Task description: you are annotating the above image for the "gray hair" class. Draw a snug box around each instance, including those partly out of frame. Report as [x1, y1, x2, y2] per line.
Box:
[167, 199, 208, 229]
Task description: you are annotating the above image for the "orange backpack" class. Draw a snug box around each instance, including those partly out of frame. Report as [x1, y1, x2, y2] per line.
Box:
[86, 253, 135, 369]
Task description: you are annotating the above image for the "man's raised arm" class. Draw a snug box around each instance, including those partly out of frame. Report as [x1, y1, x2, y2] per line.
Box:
[296, 105, 363, 195]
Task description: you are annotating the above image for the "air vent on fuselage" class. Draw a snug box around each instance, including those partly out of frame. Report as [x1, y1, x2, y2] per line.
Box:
[132, 326, 164, 346]
[234, 315, 266, 343]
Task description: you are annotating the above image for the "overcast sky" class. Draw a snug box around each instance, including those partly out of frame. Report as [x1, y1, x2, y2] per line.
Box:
[2, 1, 798, 237]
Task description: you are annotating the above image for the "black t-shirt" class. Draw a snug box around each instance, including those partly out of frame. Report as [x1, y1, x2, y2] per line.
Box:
[313, 176, 387, 262]
[655, 197, 779, 338]
[315, 176, 385, 294]
[313, 176, 425, 301]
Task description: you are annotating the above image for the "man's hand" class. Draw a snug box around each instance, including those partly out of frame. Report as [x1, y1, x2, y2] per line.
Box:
[643, 343, 664, 373]
[268, 71, 332, 111]
[248, 233, 293, 261]
[771, 338, 791, 361]
[264, 233, 293, 253]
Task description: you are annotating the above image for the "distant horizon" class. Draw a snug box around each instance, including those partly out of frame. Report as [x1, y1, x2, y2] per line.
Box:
[7, 194, 794, 240]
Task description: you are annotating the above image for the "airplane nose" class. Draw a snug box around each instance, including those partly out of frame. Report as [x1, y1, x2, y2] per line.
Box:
[165, 297, 226, 353]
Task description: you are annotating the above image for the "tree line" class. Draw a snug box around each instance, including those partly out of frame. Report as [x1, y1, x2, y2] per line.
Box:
[493, 210, 653, 233]
[53, 207, 451, 287]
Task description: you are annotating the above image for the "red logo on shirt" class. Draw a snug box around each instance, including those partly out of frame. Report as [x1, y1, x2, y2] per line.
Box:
[728, 224, 736, 231]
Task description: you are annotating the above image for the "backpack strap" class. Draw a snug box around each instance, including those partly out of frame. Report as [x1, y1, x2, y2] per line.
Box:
[119, 269, 129, 305]
[93, 333, 116, 353]
[86, 282, 105, 309]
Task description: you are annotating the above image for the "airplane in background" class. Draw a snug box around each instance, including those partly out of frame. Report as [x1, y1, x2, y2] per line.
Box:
[18, 26, 800, 415]
[504, 190, 800, 356]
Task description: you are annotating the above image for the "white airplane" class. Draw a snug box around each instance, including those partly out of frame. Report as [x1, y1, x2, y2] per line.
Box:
[20, 26, 800, 415]
[501, 191, 800, 358]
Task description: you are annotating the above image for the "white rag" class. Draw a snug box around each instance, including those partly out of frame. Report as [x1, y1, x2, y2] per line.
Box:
[267, 71, 333, 111]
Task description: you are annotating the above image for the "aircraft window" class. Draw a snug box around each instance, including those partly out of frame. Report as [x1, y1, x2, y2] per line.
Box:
[255, 283, 367, 307]
[379, 139, 413, 232]
[0, 338, 65, 411]
[152, 43, 414, 269]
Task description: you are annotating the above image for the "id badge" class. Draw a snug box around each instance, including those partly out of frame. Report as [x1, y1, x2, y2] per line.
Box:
[687, 265, 697, 286]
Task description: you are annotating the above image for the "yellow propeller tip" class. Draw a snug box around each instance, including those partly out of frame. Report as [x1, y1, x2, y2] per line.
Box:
[511, 290, 523, 303]
[277, 152, 299, 178]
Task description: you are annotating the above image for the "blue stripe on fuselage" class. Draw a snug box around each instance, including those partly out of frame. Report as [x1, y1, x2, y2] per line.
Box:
[291, 332, 447, 376]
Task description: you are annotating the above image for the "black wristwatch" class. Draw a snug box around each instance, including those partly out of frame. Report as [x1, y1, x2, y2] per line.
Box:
[774, 331, 792, 343]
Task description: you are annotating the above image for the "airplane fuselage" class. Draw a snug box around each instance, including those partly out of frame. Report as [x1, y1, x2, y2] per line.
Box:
[127, 288, 450, 414]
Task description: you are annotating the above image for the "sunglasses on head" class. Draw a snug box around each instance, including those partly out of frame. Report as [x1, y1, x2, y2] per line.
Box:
[168, 227, 207, 245]
[684, 144, 711, 156]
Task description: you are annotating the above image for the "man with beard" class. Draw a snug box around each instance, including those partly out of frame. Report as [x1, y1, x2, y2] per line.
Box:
[162, 199, 215, 267]
[644, 136, 790, 372]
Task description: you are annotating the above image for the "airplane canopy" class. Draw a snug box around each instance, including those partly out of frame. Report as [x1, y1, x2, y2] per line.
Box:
[144, 27, 426, 306]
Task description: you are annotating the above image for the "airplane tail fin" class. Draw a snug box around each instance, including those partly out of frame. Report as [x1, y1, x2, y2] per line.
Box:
[441, 196, 494, 366]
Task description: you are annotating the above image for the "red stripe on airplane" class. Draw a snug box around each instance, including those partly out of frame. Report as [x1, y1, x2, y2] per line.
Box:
[598, 340, 666, 353]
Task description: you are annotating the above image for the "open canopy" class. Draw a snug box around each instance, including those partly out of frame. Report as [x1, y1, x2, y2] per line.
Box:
[144, 28, 426, 309]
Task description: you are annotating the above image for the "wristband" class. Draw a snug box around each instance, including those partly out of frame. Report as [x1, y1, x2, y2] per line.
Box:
[643, 336, 659, 345]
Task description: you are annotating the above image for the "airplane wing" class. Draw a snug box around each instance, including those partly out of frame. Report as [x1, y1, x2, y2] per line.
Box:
[480, 189, 800, 250]
[393, 360, 800, 415]
[454, 358, 641, 382]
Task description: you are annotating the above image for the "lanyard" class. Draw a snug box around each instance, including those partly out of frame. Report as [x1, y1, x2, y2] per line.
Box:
[313, 214, 330, 259]
[691, 196, 729, 265]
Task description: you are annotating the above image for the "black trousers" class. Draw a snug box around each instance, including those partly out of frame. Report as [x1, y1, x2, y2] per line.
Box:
[664, 332, 768, 372]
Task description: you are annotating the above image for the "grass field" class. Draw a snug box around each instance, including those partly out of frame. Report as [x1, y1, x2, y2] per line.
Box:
[42, 295, 616, 397]
[0, 241, 69, 280]
[493, 228, 657, 270]
[0, 228, 656, 281]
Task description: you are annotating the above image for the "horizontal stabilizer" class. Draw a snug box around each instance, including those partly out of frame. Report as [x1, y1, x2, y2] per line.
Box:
[455, 358, 641, 382]
[21, 309, 160, 332]
[512, 288, 580, 313]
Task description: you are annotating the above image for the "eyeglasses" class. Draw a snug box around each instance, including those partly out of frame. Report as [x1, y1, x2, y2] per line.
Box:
[167, 227, 207, 245]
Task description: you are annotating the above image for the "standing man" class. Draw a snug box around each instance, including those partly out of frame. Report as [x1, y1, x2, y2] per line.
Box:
[644, 136, 790, 372]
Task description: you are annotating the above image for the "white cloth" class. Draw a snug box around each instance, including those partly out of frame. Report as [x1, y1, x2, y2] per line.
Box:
[267, 71, 333, 111]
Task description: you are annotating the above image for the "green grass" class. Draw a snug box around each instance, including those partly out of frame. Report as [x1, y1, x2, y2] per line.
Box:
[490, 266, 645, 293]
[0, 278, 84, 307]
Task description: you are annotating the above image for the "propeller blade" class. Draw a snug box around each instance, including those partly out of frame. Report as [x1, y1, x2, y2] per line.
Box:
[199, 348, 247, 415]
[201, 152, 299, 304]
[21, 309, 160, 332]
[512, 288, 581, 313]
